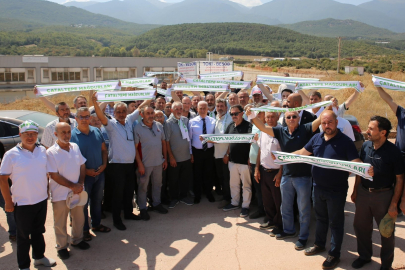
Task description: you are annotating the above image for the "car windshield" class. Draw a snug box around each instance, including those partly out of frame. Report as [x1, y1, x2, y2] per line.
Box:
[17, 112, 57, 127]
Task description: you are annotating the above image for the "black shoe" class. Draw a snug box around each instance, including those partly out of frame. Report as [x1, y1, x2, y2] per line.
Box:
[140, 209, 150, 221]
[263, 216, 270, 223]
[352, 258, 371, 269]
[380, 267, 392, 270]
[269, 227, 283, 237]
[113, 222, 127, 231]
[71, 241, 90, 250]
[154, 204, 168, 214]
[294, 239, 307, 250]
[322, 255, 340, 269]
[259, 222, 276, 230]
[57, 249, 70, 260]
[207, 194, 215, 202]
[249, 210, 265, 219]
[194, 197, 201, 204]
[124, 213, 142, 220]
[161, 199, 171, 206]
[304, 244, 326, 256]
[275, 231, 297, 240]
[169, 200, 179, 209]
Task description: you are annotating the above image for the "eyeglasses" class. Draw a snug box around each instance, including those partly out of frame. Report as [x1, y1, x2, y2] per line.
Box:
[77, 115, 90, 120]
[230, 112, 242, 117]
[119, 124, 134, 141]
[286, 115, 298, 119]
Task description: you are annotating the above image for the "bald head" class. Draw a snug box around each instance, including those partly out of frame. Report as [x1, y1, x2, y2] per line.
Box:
[286, 93, 302, 108]
[55, 122, 70, 133]
[54, 122, 71, 144]
[320, 109, 338, 135]
[270, 100, 281, 107]
[320, 109, 337, 121]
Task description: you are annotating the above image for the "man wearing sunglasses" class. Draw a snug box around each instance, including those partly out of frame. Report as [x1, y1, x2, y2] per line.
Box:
[246, 107, 321, 251]
[71, 107, 110, 241]
[222, 105, 253, 218]
[283, 93, 317, 127]
[92, 93, 151, 231]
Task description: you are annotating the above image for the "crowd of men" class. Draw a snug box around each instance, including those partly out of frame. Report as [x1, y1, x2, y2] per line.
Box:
[1, 75, 405, 270]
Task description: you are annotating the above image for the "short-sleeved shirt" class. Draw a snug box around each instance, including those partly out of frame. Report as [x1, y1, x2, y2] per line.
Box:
[214, 113, 233, 159]
[41, 118, 77, 148]
[0, 144, 49, 206]
[134, 120, 165, 167]
[305, 130, 359, 191]
[104, 110, 139, 163]
[360, 140, 405, 189]
[395, 106, 405, 157]
[225, 119, 253, 165]
[47, 142, 86, 202]
[165, 115, 191, 162]
[272, 123, 314, 176]
[249, 125, 260, 164]
[70, 126, 105, 170]
[257, 131, 281, 170]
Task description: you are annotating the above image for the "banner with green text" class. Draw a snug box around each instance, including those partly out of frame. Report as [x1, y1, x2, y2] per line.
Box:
[96, 90, 155, 102]
[257, 75, 319, 85]
[35, 81, 120, 97]
[372, 75, 405, 91]
[296, 81, 364, 93]
[272, 151, 373, 180]
[251, 101, 332, 113]
[200, 134, 254, 143]
[120, 77, 158, 87]
[200, 71, 243, 79]
[185, 78, 251, 89]
[173, 84, 230, 92]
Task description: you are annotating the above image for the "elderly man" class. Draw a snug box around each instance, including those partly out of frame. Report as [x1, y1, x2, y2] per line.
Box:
[228, 93, 239, 107]
[205, 93, 217, 118]
[247, 107, 321, 250]
[47, 122, 90, 260]
[71, 107, 110, 242]
[92, 93, 149, 231]
[164, 102, 172, 118]
[41, 102, 77, 148]
[255, 111, 283, 233]
[191, 95, 201, 114]
[0, 120, 56, 270]
[165, 102, 194, 208]
[214, 98, 233, 204]
[189, 101, 216, 203]
[283, 93, 317, 126]
[237, 90, 250, 108]
[223, 105, 253, 217]
[351, 116, 404, 270]
[251, 87, 264, 104]
[182, 96, 197, 119]
[293, 111, 363, 269]
[135, 106, 168, 220]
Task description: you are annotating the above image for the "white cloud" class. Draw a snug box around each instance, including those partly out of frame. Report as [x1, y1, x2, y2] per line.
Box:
[228, 0, 263, 7]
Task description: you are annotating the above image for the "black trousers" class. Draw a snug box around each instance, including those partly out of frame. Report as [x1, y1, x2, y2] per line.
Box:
[14, 199, 47, 269]
[168, 159, 193, 201]
[192, 147, 214, 199]
[215, 158, 231, 201]
[260, 167, 282, 228]
[111, 163, 135, 224]
[354, 186, 395, 268]
[251, 163, 264, 212]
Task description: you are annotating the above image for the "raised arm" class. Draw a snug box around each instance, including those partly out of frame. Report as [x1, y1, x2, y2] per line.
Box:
[343, 90, 360, 110]
[34, 87, 57, 113]
[246, 107, 275, 137]
[257, 83, 273, 102]
[312, 115, 322, 132]
[298, 90, 310, 105]
[375, 86, 398, 113]
[91, 92, 108, 126]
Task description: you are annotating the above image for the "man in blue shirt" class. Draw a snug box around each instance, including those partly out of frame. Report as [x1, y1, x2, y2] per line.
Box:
[293, 110, 362, 269]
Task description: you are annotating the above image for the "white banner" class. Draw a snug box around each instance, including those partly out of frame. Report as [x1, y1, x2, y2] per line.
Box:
[201, 134, 254, 143]
[145, 72, 180, 77]
[177, 62, 198, 78]
[199, 61, 234, 76]
[96, 90, 155, 102]
[251, 101, 332, 113]
[185, 78, 251, 89]
[257, 75, 319, 85]
[35, 81, 120, 97]
[120, 77, 158, 87]
[296, 81, 364, 93]
[272, 151, 373, 180]
[173, 84, 230, 92]
[372, 75, 405, 91]
[200, 71, 242, 79]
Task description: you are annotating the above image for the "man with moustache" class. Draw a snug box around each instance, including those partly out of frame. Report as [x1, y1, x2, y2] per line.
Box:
[293, 111, 364, 269]
[135, 106, 168, 220]
[181, 96, 197, 119]
[205, 93, 217, 118]
[227, 93, 239, 107]
[41, 102, 77, 148]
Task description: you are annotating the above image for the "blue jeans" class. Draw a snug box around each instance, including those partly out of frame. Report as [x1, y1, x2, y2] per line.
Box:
[83, 172, 105, 231]
[280, 175, 312, 240]
[0, 190, 16, 236]
[314, 186, 347, 258]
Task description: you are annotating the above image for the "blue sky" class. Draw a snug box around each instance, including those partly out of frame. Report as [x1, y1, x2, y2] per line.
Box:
[53, 0, 372, 6]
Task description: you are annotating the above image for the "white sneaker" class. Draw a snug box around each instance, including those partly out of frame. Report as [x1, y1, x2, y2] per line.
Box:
[33, 257, 56, 267]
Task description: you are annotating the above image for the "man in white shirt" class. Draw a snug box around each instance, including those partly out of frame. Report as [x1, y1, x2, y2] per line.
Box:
[188, 101, 216, 204]
[41, 101, 77, 148]
[0, 120, 56, 270]
[213, 98, 233, 204]
[47, 122, 89, 260]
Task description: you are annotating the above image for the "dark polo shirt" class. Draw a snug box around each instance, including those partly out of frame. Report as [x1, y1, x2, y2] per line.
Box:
[225, 119, 252, 165]
[305, 130, 359, 191]
[360, 140, 405, 189]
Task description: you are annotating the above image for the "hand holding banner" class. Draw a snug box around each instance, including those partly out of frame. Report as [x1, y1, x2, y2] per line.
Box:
[296, 81, 364, 93]
[96, 90, 155, 102]
[272, 151, 373, 180]
[35, 81, 121, 97]
[372, 75, 405, 91]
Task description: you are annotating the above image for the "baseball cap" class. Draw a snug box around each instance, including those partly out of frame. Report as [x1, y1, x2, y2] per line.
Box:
[379, 213, 396, 238]
[19, 120, 39, 133]
[66, 190, 88, 209]
[251, 86, 262, 95]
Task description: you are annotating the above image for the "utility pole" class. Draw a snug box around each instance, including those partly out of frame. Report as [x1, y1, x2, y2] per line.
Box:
[337, 37, 342, 73]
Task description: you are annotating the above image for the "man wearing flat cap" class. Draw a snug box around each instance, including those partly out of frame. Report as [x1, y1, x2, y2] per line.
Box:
[0, 120, 56, 270]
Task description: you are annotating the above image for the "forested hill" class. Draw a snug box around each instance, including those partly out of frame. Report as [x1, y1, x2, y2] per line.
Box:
[129, 23, 403, 58]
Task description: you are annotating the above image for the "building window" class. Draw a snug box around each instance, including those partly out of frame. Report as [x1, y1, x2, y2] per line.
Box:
[130, 68, 136, 78]
[83, 69, 88, 78]
[96, 69, 101, 77]
[19, 73, 25, 81]
[51, 72, 81, 81]
[0, 72, 25, 82]
[28, 70, 34, 79]
[103, 71, 129, 80]
[43, 69, 49, 78]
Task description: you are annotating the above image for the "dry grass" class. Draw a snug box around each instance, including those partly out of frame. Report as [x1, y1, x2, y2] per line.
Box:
[1, 71, 405, 132]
